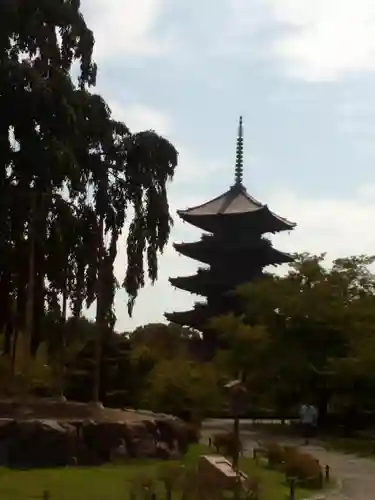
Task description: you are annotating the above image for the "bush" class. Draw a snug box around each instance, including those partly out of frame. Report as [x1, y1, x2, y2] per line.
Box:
[168, 421, 189, 455]
[283, 445, 299, 462]
[265, 442, 285, 468]
[212, 431, 242, 457]
[242, 475, 261, 500]
[283, 451, 323, 489]
[186, 422, 201, 444]
[140, 360, 222, 420]
[264, 442, 322, 489]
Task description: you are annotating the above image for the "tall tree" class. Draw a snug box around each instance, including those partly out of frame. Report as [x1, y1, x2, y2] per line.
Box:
[0, 0, 178, 402]
[234, 253, 375, 418]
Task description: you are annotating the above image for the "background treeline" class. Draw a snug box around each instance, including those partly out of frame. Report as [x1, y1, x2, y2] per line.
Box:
[3, 252, 375, 431]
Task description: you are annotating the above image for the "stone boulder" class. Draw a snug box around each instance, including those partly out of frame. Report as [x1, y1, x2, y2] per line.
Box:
[155, 417, 188, 453]
[2, 419, 78, 468]
[0, 413, 191, 468]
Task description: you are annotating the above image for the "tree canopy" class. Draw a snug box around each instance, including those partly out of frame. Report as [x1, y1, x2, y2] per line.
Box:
[209, 253, 375, 420]
[0, 0, 178, 401]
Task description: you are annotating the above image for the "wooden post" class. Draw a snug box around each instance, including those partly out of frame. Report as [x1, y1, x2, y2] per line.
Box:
[233, 415, 240, 472]
[224, 379, 247, 500]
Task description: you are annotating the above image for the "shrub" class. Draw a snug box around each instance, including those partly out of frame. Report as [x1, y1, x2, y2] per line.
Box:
[242, 475, 261, 500]
[170, 422, 189, 455]
[212, 431, 242, 457]
[186, 422, 201, 444]
[265, 442, 285, 468]
[283, 445, 299, 462]
[283, 451, 323, 489]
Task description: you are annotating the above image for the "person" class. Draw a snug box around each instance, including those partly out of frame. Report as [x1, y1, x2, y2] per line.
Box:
[299, 403, 318, 445]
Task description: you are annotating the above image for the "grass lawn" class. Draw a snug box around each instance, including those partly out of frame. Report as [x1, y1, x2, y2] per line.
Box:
[0, 445, 312, 500]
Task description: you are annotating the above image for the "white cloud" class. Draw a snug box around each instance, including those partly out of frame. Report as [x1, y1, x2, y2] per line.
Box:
[79, 0, 375, 80]
[266, 0, 375, 81]
[109, 101, 172, 136]
[107, 101, 232, 188]
[358, 184, 375, 199]
[270, 188, 375, 258]
[80, 0, 173, 60]
[113, 183, 375, 330]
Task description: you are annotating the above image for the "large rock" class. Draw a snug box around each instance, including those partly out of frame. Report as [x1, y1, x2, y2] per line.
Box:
[1, 419, 78, 468]
[0, 413, 191, 468]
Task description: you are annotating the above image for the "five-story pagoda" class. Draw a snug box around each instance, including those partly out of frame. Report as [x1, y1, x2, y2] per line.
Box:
[165, 117, 296, 336]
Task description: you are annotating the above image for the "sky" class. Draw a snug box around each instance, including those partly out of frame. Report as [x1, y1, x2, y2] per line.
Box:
[80, 0, 375, 332]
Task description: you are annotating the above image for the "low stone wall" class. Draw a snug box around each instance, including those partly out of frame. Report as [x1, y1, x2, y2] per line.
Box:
[0, 416, 190, 468]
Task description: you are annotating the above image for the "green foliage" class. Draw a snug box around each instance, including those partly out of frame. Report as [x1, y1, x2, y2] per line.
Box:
[0, 333, 52, 396]
[140, 359, 222, 419]
[227, 253, 375, 415]
[185, 422, 202, 443]
[0, 444, 309, 500]
[264, 443, 286, 469]
[283, 451, 323, 489]
[0, 0, 178, 401]
[212, 431, 242, 457]
[264, 443, 322, 489]
[209, 313, 269, 381]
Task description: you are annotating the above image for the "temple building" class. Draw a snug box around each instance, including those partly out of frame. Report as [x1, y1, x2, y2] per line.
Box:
[165, 117, 296, 338]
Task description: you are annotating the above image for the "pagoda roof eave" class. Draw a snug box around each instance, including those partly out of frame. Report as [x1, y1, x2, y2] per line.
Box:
[165, 305, 209, 328]
[178, 184, 263, 218]
[169, 276, 206, 295]
[262, 205, 296, 231]
[177, 184, 296, 231]
[174, 240, 294, 255]
[164, 313, 201, 329]
[178, 207, 295, 233]
[279, 252, 294, 263]
[173, 242, 294, 265]
[170, 266, 282, 293]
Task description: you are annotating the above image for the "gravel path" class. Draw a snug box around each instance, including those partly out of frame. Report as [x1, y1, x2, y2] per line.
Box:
[202, 419, 375, 500]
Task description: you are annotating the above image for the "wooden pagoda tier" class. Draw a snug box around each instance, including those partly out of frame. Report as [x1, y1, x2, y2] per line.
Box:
[165, 297, 243, 330]
[173, 235, 293, 266]
[177, 183, 295, 234]
[165, 303, 210, 330]
[164, 116, 296, 332]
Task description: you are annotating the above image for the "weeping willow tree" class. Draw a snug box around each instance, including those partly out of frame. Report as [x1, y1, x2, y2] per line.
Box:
[76, 99, 177, 403]
[0, 0, 178, 402]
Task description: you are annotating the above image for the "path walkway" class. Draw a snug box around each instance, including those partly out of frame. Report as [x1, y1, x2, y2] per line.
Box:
[202, 419, 375, 500]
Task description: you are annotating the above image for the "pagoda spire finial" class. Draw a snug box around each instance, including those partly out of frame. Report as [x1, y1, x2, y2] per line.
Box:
[235, 116, 244, 186]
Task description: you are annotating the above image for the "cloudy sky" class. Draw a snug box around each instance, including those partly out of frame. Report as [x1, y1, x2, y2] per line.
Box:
[80, 0, 375, 332]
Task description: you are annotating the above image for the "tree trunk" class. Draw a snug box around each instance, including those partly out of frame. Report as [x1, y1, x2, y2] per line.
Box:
[92, 215, 104, 406]
[58, 271, 68, 401]
[317, 391, 329, 429]
[24, 189, 37, 395]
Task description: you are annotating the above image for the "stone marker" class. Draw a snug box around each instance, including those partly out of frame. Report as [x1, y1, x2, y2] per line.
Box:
[198, 455, 247, 490]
